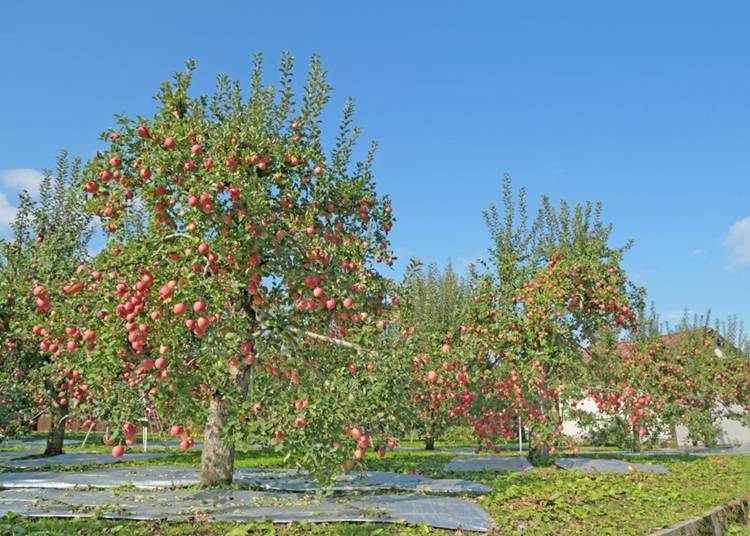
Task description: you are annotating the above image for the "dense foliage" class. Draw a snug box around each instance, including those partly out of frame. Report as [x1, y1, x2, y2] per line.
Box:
[23, 55, 414, 483]
[456, 178, 643, 459]
[1, 56, 748, 490]
[0, 152, 93, 452]
[583, 309, 750, 450]
[398, 259, 475, 449]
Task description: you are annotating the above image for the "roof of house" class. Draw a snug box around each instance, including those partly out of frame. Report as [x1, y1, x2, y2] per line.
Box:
[584, 327, 740, 361]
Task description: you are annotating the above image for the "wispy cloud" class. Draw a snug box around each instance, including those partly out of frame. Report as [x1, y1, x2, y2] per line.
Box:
[0, 168, 43, 194]
[0, 192, 17, 226]
[692, 248, 706, 257]
[0, 168, 44, 228]
[725, 217, 750, 268]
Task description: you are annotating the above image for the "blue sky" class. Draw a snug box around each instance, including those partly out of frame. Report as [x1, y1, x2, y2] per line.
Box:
[1, 1, 749, 329]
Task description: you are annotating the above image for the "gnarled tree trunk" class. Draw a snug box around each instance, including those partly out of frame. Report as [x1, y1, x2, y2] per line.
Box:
[670, 425, 679, 448]
[200, 393, 235, 485]
[199, 365, 253, 486]
[632, 425, 641, 453]
[529, 441, 550, 463]
[529, 388, 552, 464]
[424, 413, 436, 450]
[43, 387, 66, 457]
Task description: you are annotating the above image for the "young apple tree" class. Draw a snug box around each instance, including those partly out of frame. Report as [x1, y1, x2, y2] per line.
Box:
[464, 177, 642, 461]
[582, 317, 668, 451]
[49, 54, 409, 484]
[585, 309, 750, 450]
[655, 314, 750, 447]
[398, 259, 475, 450]
[0, 152, 93, 454]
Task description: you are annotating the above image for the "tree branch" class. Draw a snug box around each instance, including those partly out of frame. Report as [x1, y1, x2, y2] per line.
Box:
[286, 326, 377, 355]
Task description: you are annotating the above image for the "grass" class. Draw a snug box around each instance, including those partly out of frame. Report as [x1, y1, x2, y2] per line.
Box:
[1, 437, 750, 535]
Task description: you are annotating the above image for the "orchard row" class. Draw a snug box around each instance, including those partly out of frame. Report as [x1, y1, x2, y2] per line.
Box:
[1, 55, 748, 485]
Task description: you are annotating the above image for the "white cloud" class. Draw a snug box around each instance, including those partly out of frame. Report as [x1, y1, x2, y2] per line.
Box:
[692, 248, 706, 256]
[457, 252, 483, 271]
[725, 217, 750, 267]
[0, 168, 43, 194]
[0, 191, 17, 227]
[0, 168, 43, 228]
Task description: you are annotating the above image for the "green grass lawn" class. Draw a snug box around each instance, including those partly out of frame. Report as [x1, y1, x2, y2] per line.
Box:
[1, 436, 750, 535]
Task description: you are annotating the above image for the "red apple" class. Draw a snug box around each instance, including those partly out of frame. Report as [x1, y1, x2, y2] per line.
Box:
[122, 422, 136, 436]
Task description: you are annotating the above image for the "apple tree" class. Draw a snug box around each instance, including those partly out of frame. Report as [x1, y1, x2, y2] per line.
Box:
[583, 308, 750, 450]
[651, 314, 750, 447]
[464, 177, 642, 460]
[50, 54, 410, 484]
[0, 152, 93, 454]
[398, 258, 475, 449]
[582, 315, 669, 451]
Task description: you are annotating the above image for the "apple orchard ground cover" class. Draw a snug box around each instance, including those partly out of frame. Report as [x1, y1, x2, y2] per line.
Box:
[1, 447, 750, 535]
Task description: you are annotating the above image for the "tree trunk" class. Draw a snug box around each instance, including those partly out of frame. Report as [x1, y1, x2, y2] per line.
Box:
[199, 365, 253, 486]
[670, 425, 679, 448]
[200, 393, 235, 485]
[43, 395, 66, 457]
[529, 396, 551, 464]
[530, 442, 550, 463]
[631, 425, 641, 453]
[424, 412, 436, 450]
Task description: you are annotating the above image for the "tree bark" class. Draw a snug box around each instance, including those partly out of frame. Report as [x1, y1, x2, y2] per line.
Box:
[200, 393, 235, 485]
[529, 442, 550, 463]
[529, 395, 551, 464]
[43, 393, 66, 457]
[424, 411, 436, 450]
[670, 424, 679, 448]
[199, 365, 253, 486]
[631, 425, 641, 453]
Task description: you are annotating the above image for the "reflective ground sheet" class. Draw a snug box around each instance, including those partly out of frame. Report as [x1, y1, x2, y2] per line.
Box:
[1, 439, 82, 448]
[444, 455, 534, 473]
[0, 451, 42, 462]
[555, 457, 668, 474]
[0, 487, 493, 532]
[0, 452, 169, 469]
[0, 466, 491, 494]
